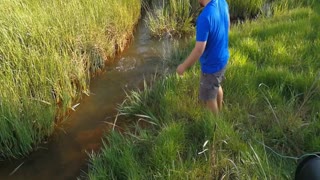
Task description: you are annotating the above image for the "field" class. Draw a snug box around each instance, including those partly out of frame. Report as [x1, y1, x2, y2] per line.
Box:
[1, 0, 319, 179]
[87, 0, 320, 179]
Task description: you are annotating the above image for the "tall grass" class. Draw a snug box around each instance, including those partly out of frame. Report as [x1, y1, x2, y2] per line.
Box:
[146, 0, 317, 38]
[87, 1, 320, 179]
[0, 0, 141, 159]
[146, 0, 269, 38]
[146, 0, 195, 38]
[227, 0, 266, 20]
[271, 0, 316, 14]
[227, 0, 316, 21]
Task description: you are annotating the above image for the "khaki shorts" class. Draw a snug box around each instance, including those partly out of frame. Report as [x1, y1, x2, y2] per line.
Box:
[199, 67, 226, 101]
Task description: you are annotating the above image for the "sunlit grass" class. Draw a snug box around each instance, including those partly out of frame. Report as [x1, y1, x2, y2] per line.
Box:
[0, 0, 141, 159]
[226, 1, 320, 158]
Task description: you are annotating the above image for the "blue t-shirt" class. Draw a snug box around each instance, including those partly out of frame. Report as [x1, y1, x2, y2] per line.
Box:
[196, 0, 230, 73]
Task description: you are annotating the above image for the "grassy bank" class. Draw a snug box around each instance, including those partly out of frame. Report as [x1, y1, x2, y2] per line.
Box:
[87, 1, 320, 179]
[0, 0, 141, 159]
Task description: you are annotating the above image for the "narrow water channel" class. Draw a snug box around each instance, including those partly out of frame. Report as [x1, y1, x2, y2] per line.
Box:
[0, 17, 175, 180]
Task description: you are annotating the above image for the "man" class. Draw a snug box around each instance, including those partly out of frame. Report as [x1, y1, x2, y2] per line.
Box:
[176, 0, 230, 114]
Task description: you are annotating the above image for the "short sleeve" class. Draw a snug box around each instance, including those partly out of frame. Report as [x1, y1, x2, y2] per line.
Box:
[196, 16, 209, 42]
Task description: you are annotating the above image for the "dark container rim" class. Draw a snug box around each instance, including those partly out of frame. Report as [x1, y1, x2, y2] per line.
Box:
[295, 153, 320, 180]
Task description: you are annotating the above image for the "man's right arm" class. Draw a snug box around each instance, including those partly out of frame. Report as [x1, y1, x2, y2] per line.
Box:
[176, 41, 206, 76]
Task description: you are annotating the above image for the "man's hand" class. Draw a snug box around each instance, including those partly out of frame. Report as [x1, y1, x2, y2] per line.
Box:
[176, 64, 186, 76]
[176, 41, 206, 76]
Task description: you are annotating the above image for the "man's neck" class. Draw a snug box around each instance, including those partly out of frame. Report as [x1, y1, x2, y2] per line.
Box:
[202, 0, 211, 7]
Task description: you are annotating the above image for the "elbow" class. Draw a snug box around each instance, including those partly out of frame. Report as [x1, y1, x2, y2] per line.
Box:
[194, 42, 206, 57]
[194, 47, 204, 57]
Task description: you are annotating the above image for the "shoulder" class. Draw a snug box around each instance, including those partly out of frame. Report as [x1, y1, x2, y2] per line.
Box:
[220, 0, 229, 13]
[197, 12, 210, 28]
[197, 5, 212, 22]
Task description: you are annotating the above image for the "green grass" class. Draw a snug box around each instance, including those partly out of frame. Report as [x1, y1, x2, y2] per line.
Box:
[226, 0, 320, 156]
[146, 0, 317, 38]
[146, 0, 195, 38]
[227, 0, 266, 20]
[0, 0, 141, 159]
[87, 1, 320, 179]
[145, 0, 269, 38]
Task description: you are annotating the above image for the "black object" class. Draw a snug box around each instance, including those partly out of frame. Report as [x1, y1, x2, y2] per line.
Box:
[295, 154, 320, 180]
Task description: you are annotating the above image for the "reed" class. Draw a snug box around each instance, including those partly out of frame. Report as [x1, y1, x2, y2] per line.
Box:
[227, 0, 266, 20]
[146, 0, 195, 38]
[146, 0, 269, 38]
[0, 0, 141, 159]
[146, 0, 317, 39]
[271, 0, 316, 14]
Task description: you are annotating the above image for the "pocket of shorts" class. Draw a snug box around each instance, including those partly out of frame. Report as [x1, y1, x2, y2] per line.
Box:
[201, 76, 214, 89]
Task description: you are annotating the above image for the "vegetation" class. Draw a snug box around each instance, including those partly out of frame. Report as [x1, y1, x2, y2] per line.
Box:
[87, 0, 320, 179]
[146, 0, 195, 38]
[0, 0, 141, 159]
[146, 0, 317, 38]
[227, 0, 265, 20]
[146, 0, 270, 38]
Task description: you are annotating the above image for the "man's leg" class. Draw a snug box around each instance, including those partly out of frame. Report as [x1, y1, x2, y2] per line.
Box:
[206, 98, 219, 114]
[200, 68, 226, 114]
[217, 86, 223, 110]
[205, 86, 223, 114]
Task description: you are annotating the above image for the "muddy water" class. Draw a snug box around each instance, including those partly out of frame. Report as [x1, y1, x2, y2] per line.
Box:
[0, 19, 175, 180]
